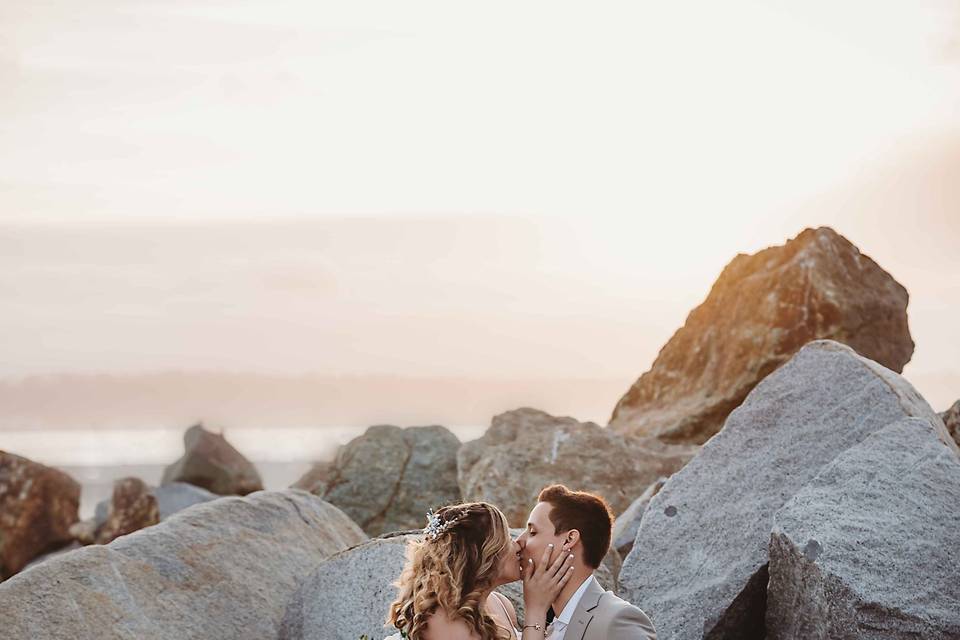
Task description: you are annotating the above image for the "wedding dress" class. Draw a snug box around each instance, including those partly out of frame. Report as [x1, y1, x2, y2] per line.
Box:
[383, 595, 519, 639]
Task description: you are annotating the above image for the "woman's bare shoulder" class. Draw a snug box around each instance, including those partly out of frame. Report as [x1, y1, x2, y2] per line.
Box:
[421, 609, 479, 640]
[489, 591, 518, 627]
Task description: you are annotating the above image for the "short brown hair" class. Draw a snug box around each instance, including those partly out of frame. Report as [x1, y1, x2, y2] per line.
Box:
[537, 484, 614, 569]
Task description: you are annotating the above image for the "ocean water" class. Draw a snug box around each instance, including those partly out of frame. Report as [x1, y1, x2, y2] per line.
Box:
[1, 424, 487, 519]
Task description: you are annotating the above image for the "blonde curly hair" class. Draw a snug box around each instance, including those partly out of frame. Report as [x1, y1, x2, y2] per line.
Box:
[387, 502, 513, 640]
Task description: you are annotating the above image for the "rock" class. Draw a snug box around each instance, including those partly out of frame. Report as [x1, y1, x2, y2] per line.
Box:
[0, 490, 366, 640]
[280, 530, 620, 639]
[612, 477, 667, 558]
[279, 533, 410, 640]
[95, 477, 159, 544]
[458, 408, 695, 527]
[294, 425, 462, 536]
[941, 399, 959, 446]
[767, 417, 960, 639]
[617, 340, 955, 640]
[0, 451, 80, 580]
[94, 481, 219, 527]
[610, 227, 915, 444]
[22, 541, 82, 572]
[161, 423, 263, 496]
[69, 519, 97, 545]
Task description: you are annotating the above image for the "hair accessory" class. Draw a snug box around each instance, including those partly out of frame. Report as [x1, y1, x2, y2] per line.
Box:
[423, 508, 461, 541]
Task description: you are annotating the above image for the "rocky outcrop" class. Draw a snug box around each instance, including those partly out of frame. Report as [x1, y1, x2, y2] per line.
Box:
[610, 227, 915, 444]
[618, 340, 955, 640]
[293, 425, 461, 536]
[458, 408, 694, 527]
[0, 490, 366, 640]
[95, 481, 219, 526]
[0, 452, 80, 580]
[280, 530, 621, 639]
[941, 399, 959, 446]
[766, 417, 960, 639]
[161, 423, 263, 495]
[612, 477, 666, 558]
[95, 477, 159, 544]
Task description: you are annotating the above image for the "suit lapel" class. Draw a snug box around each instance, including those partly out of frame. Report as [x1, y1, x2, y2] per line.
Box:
[563, 576, 605, 640]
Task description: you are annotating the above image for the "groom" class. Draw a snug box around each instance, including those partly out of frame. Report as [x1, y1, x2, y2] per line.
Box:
[516, 485, 657, 639]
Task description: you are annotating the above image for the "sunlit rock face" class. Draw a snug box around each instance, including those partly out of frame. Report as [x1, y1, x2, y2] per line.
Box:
[610, 226, 915, 444]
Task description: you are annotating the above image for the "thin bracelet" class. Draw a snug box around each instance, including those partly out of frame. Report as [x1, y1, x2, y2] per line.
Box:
[522, 623, 546, 636]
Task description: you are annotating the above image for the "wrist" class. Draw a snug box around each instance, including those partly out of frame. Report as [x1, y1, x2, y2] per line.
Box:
[523, 607, 548, 622]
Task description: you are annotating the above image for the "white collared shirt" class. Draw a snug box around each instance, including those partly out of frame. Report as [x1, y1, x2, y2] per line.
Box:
[548, 573, 595, 640]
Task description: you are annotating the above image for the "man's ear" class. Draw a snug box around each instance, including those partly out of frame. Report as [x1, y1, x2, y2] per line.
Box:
[564, 529, 581, 549]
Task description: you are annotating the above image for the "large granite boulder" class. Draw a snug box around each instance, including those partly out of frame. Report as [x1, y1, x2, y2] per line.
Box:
[941, 399, 959, 446]
[611, 477, 666, 558]
[279, 533, 410, 640]
[767, 417, 960, 639]
[95, 477, 160, 544]
[618, 340, 955, 640]
[0, 451, 80, 580]
[293, 425, 462, 536]
[0, 490, 366, 640]
[610, 227, 915, 444]
[161, 423, 263, 495]
[280, 530, 620, 639]
[458, 408, 694, 527]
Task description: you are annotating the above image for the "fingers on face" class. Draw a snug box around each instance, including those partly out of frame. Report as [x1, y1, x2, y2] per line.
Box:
[549, 547, 572, 576]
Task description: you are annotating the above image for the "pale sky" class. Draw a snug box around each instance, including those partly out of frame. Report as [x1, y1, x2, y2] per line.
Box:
[1, 1, 959, 409]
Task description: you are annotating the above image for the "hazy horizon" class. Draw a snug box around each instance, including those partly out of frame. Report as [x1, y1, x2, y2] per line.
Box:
[2, 1, 958, 430]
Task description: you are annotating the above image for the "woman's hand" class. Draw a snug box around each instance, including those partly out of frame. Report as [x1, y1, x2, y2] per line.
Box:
[521, 543, 575, 618]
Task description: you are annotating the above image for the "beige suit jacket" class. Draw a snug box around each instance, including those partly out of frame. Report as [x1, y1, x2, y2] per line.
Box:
[560, 576, 657, 640]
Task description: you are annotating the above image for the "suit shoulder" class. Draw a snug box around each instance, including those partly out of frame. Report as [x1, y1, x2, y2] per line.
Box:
[597, 592, 657, 639]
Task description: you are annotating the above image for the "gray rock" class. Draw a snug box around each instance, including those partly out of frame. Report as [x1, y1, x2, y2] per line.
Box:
[612, 477, 667, 558]
[618, 340, 955, 640]
[279, 533, 411, 640]
[94, 481, 220, 527]
[610, 227, 916, 444]
[0, 489, 367, 640]
[767, 417, 960, 639]
[459, 408, 694, 527]
[941, 399, 959, 447]
[161, 423, 263, 496]
[293, 425, 462, 536]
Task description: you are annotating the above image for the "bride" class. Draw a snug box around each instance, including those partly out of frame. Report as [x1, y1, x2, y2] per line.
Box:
[386, 502, 574, 639]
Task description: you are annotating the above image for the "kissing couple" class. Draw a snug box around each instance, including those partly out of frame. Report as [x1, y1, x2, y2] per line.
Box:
[383, 484, 657, 639]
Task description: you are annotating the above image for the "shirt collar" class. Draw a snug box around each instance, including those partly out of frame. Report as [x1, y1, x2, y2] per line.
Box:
[556, 573, 595, 625]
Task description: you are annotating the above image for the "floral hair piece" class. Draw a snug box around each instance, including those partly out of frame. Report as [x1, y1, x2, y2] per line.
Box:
[423, 507, 463, 541]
